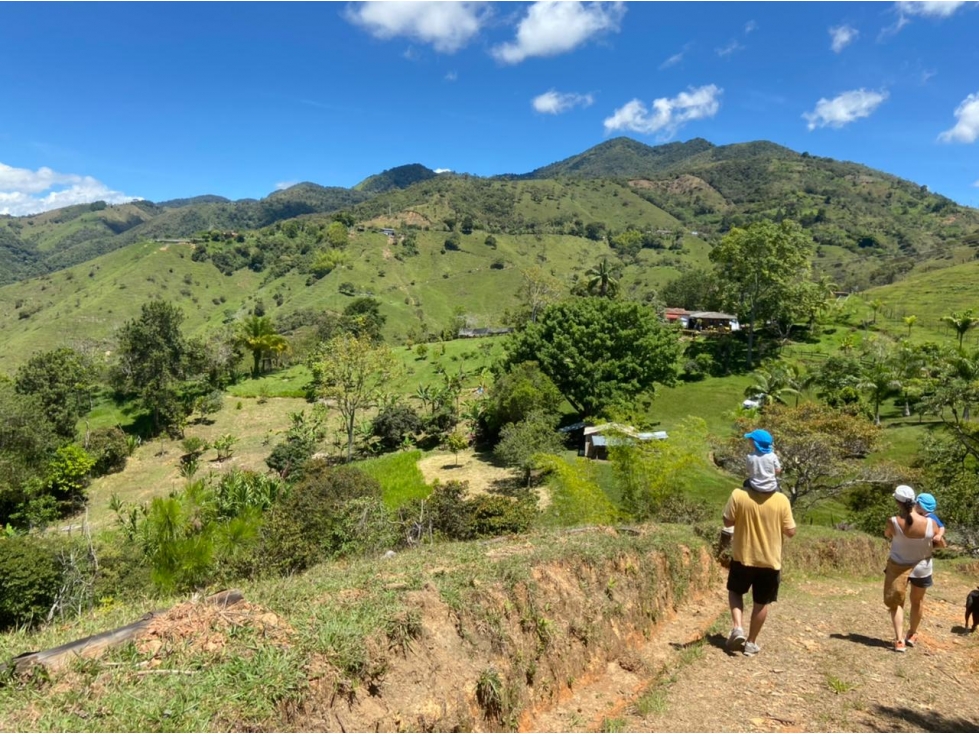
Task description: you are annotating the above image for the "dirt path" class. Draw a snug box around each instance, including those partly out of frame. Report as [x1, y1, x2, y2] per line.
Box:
[524, 569, 979, 732]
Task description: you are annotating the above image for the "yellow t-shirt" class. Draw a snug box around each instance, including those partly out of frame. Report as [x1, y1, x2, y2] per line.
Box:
[723, 488, 796, 571]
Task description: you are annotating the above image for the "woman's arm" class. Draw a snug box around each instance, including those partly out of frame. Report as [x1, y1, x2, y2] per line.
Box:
[884, 518, 894, 539]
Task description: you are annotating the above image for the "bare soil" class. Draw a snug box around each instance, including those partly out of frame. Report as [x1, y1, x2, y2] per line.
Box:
[528, 570, 979, 733]
[416, 449, 551, 507]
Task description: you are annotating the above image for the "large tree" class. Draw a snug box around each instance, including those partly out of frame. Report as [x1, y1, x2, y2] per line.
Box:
[584, 258, 619, 298]
[506, 298, 680, 417]
[14, 347, 97, 439]
[113, 300, 196, 435]
[308, 334, 400, 462]
[709, 219, 814, 368]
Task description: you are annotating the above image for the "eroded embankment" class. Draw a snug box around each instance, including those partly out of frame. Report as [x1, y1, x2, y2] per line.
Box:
[292, 527, 720, 732]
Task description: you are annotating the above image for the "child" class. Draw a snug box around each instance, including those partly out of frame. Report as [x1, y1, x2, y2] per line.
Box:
[743, 428, 782, 493]
[913, 492, 944, 531]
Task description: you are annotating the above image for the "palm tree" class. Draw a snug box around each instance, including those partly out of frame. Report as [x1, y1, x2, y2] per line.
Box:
[857, 360, 901, 425]
[869, 299, 884, 325]
[903, 315, 917, 339]
[744, 366, 799, 407]
[942, 310, 977, 350]
[238, 315, 288, 378]
[585, 258, 619, 298]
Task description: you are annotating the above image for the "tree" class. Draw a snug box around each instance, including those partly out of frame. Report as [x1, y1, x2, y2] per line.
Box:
[445, 430, 469, 467]
[869, 299, 884, 325]
[308, 334, 401, 462]
[482, 361, 563, 438]
[857, 359, 901, 425]
[506, 298, 680, 416]
[342, 297, 386, 343]
[237, 315, 289, 378]
[584, 258, 619, 298]
[903, 315, 917, 338]
[14, 347, 97, 439]
[325, 221, 349, 249]
[660, 268, 721, 311]
[744, 366, 799, 407]
[709, 220, 814, 368]
[0, 382, 60, 525]
[518, 266, 563, 324]
[726, 403, 902, 511]
[943, 309, 977, 350]
[494, 412, 564, 486]
[113, 300, 197, 435]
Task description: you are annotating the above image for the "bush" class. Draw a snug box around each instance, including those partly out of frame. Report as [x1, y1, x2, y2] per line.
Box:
[258, 464, 389, 574]
[398, 480, 537, 543]
[46, 444, 95, 507]
[371, 404, 424, 451]
[0, 535, 64, 630]
[86, 427, 129, 477]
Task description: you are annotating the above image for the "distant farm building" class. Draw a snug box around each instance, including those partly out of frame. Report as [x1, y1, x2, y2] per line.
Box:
[687, 311, 740, 332]
[457, 327, 512, 338]
[379, 228, 396, 236]
[583, 423, 668, 461]
[664, 308, 692, 328]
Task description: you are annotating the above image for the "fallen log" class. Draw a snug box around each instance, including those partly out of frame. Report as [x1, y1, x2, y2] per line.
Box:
[2, 589, 244, 675]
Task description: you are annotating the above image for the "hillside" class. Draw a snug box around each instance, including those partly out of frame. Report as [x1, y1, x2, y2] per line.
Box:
[0, 184, 370, 285]
[354, 163, 440, 194]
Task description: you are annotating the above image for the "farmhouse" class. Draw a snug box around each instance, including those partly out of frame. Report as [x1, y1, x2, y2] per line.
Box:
[457, 327, 512, 338]
[687, 311, 740, 332]
[664, 308, 691, 328]
[583, 423, 668, 461]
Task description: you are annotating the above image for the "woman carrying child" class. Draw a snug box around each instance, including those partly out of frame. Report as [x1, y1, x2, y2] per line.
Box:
[883, 486, 946, 652]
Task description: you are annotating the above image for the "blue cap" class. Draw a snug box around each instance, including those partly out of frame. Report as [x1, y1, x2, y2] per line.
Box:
[744, 429, 774, 454]
[915, 493, 937, 513]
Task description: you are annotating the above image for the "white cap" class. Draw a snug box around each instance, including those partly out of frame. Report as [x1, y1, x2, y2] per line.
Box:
[893, 485, 915, 503]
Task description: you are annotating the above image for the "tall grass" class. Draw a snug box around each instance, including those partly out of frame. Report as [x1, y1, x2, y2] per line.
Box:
[357, 450, 430, 509]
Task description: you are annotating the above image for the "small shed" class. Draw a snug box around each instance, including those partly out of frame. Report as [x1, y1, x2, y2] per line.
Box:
[583, 423, 668, 460]
[687, 311, 741, 332]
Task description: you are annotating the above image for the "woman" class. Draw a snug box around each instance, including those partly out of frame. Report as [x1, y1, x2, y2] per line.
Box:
[883, 485, 946, 652]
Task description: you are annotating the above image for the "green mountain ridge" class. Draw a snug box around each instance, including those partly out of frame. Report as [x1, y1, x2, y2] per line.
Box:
[354, 163, 439, 194]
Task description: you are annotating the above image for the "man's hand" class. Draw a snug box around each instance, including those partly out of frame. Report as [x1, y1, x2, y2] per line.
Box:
[783, 526, 797, 538]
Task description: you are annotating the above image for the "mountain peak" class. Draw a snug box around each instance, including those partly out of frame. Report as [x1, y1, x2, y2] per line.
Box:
[354, 164, 439, 194]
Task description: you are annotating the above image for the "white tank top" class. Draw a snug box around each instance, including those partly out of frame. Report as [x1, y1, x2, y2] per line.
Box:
[889, 516, 935, 578]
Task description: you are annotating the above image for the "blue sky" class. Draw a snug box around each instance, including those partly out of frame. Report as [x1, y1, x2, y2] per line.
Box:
[1, 1, 978, 215]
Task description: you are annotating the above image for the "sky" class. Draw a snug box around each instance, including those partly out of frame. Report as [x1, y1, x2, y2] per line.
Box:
[1, 1, 978, 216]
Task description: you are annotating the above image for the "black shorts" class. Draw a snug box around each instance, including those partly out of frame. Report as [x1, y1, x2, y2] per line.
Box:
[909, 575, 933, 589]
[727, 560, 781, 605]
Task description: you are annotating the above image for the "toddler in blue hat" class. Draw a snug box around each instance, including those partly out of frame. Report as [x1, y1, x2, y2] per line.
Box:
[743, 428, 782, 493]
[914, 491, 944, 530]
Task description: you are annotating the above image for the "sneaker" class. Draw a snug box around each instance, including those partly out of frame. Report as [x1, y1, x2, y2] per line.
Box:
[906, 633, 919, 648]
[727, 627, 747, 651]
[743, 642, 761, 657]
[893, 639, 907, 653]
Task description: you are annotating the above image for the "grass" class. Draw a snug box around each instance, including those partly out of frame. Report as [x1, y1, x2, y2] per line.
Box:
[0, 522, 715, 732]
[356, 450, 431, 509]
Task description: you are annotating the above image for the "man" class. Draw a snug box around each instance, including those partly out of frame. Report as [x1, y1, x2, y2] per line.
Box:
[722, 479, 796, 657]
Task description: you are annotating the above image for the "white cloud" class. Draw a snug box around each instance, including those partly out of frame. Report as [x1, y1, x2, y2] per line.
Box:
[532, 90, 595, 115]
[938, 92, 979, 143]
[829, 24, 859, 52]
[716, 40, 744, 57]
[345, 1, 488, 53]
[434, 168, 452, 174]
[895, 1, 968, 18]
[603, 84, 722, 140]
[0, 162, 136, 216]
[803, 89, 888, 130]
[492, 1, 625, 65]
[659, 51, 685, 69]
[744, 20, 758, 34]
[274, 181, 299, 191]
[881, 1, 971, 37]
[444, 70, 458, 82]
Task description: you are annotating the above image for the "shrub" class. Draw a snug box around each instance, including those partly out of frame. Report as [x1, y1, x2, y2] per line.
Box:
[258, 464, 388, 574]
[86, 427, 129, 477]
[371, 404, 424, 451]
[46, 445, 96, 506]
[0, 535, 64, 630]
[398, 480, 537, 543]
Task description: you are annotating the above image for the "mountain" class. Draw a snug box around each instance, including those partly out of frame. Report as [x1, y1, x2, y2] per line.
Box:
[156, 194, 231, 208]
[354, 164, 440, 194]
[520, 137, 718, 179]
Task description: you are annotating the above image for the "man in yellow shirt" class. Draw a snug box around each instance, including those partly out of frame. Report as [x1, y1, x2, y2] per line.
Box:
[722, 484, 796, 657]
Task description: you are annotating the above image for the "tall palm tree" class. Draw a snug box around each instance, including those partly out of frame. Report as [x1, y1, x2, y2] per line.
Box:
[942, 310, 977, 350]
[238, 315, 288, 377]
[585, 258, 619, 298]
[857, 360, 901, 426]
